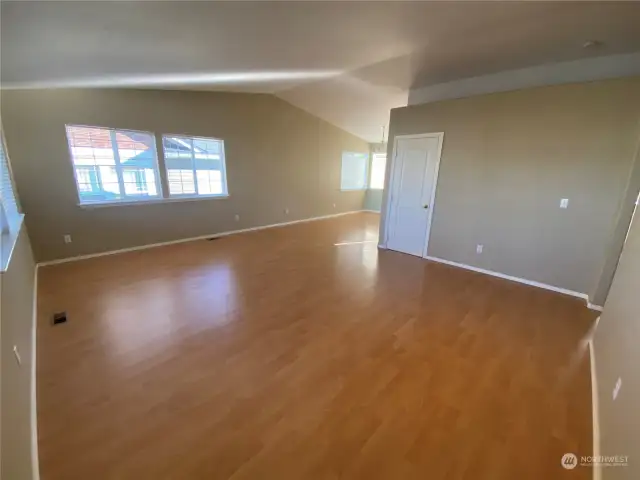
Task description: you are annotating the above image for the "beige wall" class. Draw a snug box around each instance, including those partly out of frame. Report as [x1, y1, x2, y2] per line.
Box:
[0, 89, 369, 262]
[593, 195, 640, 479]
[364, 189, 383, 212]
[381, 77, 640, 302]
[592, 138, 640, 306]
[1, 224, 37, 480]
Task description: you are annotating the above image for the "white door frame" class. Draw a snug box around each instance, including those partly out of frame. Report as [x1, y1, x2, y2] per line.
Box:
[382, 132, 445, 258]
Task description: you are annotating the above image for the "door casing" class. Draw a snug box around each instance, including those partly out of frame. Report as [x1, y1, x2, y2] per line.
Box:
[382, 132, 444, 258]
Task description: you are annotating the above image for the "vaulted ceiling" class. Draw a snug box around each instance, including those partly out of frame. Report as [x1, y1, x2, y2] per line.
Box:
[2, 1, 640, 142]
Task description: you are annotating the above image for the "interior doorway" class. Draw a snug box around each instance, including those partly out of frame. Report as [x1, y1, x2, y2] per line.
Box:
[383, 133, 443, 257]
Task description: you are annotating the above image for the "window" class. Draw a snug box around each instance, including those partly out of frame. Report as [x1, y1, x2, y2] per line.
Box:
[162, 135, 228, 197]
[65, 125, 161, 205]
[341, 151, 368, 190]
[369, 153, 387, 189]
[0, 122, 24, 270]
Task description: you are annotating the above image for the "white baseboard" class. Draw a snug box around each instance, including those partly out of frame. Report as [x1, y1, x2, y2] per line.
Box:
[361, 209, 381, 213]
[425, 255, 589, 301]
[31, 265, 40, 480]
[589, 333, 602, 480]
[424, 255, 607, 311]
[38, 210, 368, 267]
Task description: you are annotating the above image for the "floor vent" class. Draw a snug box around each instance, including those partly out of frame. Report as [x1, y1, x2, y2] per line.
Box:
[207, 237, 219, 241]
[53, 312, 67, 325]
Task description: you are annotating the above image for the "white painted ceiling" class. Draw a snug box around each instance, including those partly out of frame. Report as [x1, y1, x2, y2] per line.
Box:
[2, 1, 640, 142]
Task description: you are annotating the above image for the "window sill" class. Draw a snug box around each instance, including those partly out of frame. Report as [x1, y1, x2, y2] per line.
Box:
[78, 195, 230, 209]
[1, 214, 25, 273]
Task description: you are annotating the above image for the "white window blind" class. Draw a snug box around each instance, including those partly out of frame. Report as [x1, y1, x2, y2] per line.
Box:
[341, 152, 368, 190]
[65, 125, 162, 205]
[162, 135, 228, 197]
[0, 121, 24, 271]
[0, 129, 20, 234]
[369, 153, 387, 189]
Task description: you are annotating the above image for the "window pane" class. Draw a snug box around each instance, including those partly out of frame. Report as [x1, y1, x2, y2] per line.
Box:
[370, 153, 387, 189]
[75, 166, 100, 194]
[99, 166, 122, 200]
[341, 152, 368, 190]
[164, 136, 193, 159]
[122, 168, 157, 196]
[115, 131, 155, 163]
[66, 126, 115, 166]
[196, 170, 223, 195]
[66, 125, 161, 204]
[162, 135, 227, 197]
[168, 169, 196, 195]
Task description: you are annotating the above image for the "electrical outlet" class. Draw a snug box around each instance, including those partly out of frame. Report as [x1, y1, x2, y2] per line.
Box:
[64, 234, 72, 244]
[560, 198, 569, 209]
[234, 214, 240, 222]
[613, 377, 622, 400]
[476, 244, 483, 254]
[284, 208, 289, 215]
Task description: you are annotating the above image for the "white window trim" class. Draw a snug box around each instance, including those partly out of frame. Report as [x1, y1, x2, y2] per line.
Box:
[162, 133, 229, 199]
[66, 124, 164, 207]
[340, 151, 369, 191]
[65, 126, 231, 207]
[78, 194, 229, 209]
[0, 213, 24, 272]
[0, 124, 25, 272]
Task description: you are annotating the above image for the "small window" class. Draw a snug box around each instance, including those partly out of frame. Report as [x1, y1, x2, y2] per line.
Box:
[65, 125, 161, 205]
[341, 152, 368, 190]
[369, 153, 387, 189]
[162, 135, 228, 197]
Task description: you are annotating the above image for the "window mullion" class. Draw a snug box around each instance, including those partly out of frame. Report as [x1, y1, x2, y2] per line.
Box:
[93, 165, 105, 194]
[190, 138, 199, 195]
[156, 135, 169, 198]
[219, 140, 228, 195]
[110, 130, 127, 199]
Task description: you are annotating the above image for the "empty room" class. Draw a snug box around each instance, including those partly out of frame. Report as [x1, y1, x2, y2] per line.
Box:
[1, 2, 639, 479]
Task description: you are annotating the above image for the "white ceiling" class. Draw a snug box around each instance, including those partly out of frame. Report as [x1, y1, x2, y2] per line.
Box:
[2, 1, 640, 142]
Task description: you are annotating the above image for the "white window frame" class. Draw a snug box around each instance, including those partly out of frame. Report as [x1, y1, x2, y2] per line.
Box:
[369, 152, 387, 190]
[340, 151, 369, 191]
[162, 133, 229, 199]
[65, 125, 163, 207]
[0, 122, 25, 272]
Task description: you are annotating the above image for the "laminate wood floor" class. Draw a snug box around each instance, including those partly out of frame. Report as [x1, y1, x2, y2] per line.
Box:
[37, 212, 597, 479]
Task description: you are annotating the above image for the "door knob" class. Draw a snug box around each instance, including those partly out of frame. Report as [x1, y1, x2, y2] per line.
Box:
[423, 204, 429, 209]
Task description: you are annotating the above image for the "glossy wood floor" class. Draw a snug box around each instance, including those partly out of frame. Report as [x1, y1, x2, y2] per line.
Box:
[37, 212, 596, 479]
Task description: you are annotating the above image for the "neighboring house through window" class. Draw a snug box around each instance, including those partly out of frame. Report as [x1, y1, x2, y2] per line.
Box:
[65, 126, 229, 205]
[65, 125, 161, 205]
[162, 135, 228, 197]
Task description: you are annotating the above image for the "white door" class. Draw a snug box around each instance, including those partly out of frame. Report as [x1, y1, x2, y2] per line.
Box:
[386, 135, 442, 257]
